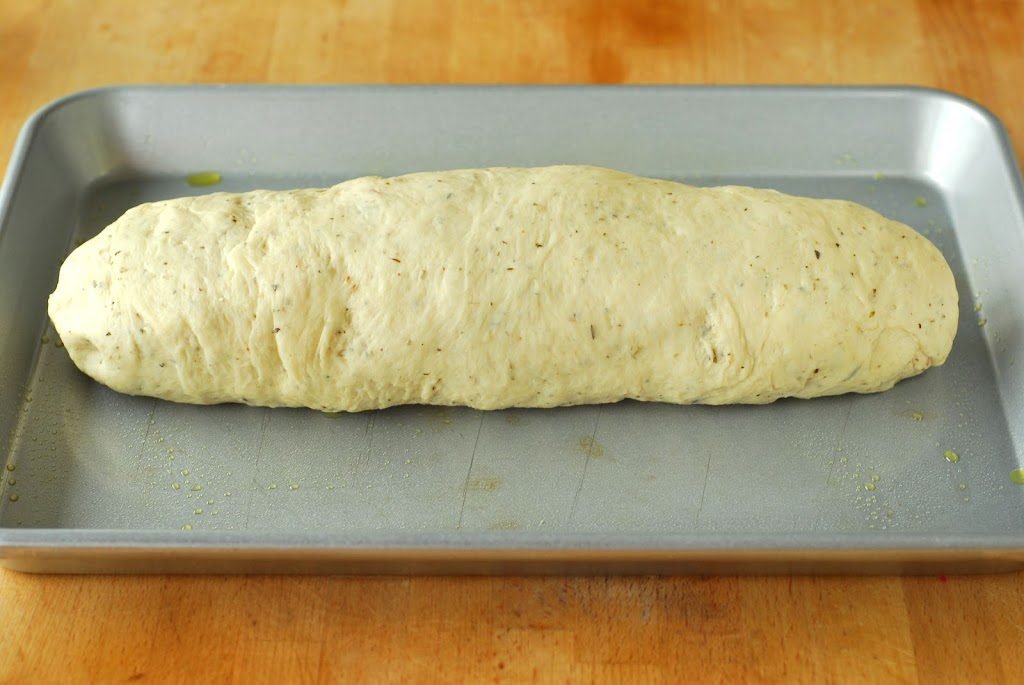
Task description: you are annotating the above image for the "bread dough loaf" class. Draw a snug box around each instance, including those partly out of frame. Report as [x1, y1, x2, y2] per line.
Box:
[48, 165, 958, 411]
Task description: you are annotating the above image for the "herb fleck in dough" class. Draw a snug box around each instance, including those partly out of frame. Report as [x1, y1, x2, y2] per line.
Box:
[48, 166, 959, 411]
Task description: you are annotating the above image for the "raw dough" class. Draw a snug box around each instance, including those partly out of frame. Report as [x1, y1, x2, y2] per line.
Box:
[48, 165, 958, 411]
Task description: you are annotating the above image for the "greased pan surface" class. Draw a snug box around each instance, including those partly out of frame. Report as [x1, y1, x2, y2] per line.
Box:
[0, 86, 1021, 573]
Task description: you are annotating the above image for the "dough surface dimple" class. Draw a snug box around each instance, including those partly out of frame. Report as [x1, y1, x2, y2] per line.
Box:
[48, 165, 959, 411]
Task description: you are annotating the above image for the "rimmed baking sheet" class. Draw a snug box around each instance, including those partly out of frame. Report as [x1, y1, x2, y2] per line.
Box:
[1, 85, 1022, 573]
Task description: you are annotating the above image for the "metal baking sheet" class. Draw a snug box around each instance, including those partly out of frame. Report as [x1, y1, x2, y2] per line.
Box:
[1, 85, 1023, 574]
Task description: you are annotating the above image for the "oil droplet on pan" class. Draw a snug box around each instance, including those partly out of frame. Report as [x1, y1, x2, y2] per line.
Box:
[577, 436, 606, 458]
[1010, 468, 1024, 485]
[944, 450, 960, 464]
[186, 171, 222, 187]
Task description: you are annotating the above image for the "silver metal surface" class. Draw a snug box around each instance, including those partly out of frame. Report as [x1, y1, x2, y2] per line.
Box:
[1, 85, 1023, 574]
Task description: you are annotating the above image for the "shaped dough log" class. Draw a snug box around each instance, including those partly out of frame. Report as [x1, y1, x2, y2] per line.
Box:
[48, 166, 958, 411]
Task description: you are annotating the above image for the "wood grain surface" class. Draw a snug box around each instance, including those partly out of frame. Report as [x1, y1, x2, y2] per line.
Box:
[2, 1, 1024, 683]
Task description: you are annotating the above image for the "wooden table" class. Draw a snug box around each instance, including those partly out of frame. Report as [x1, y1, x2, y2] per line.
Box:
[2, 1, 1023, 682]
